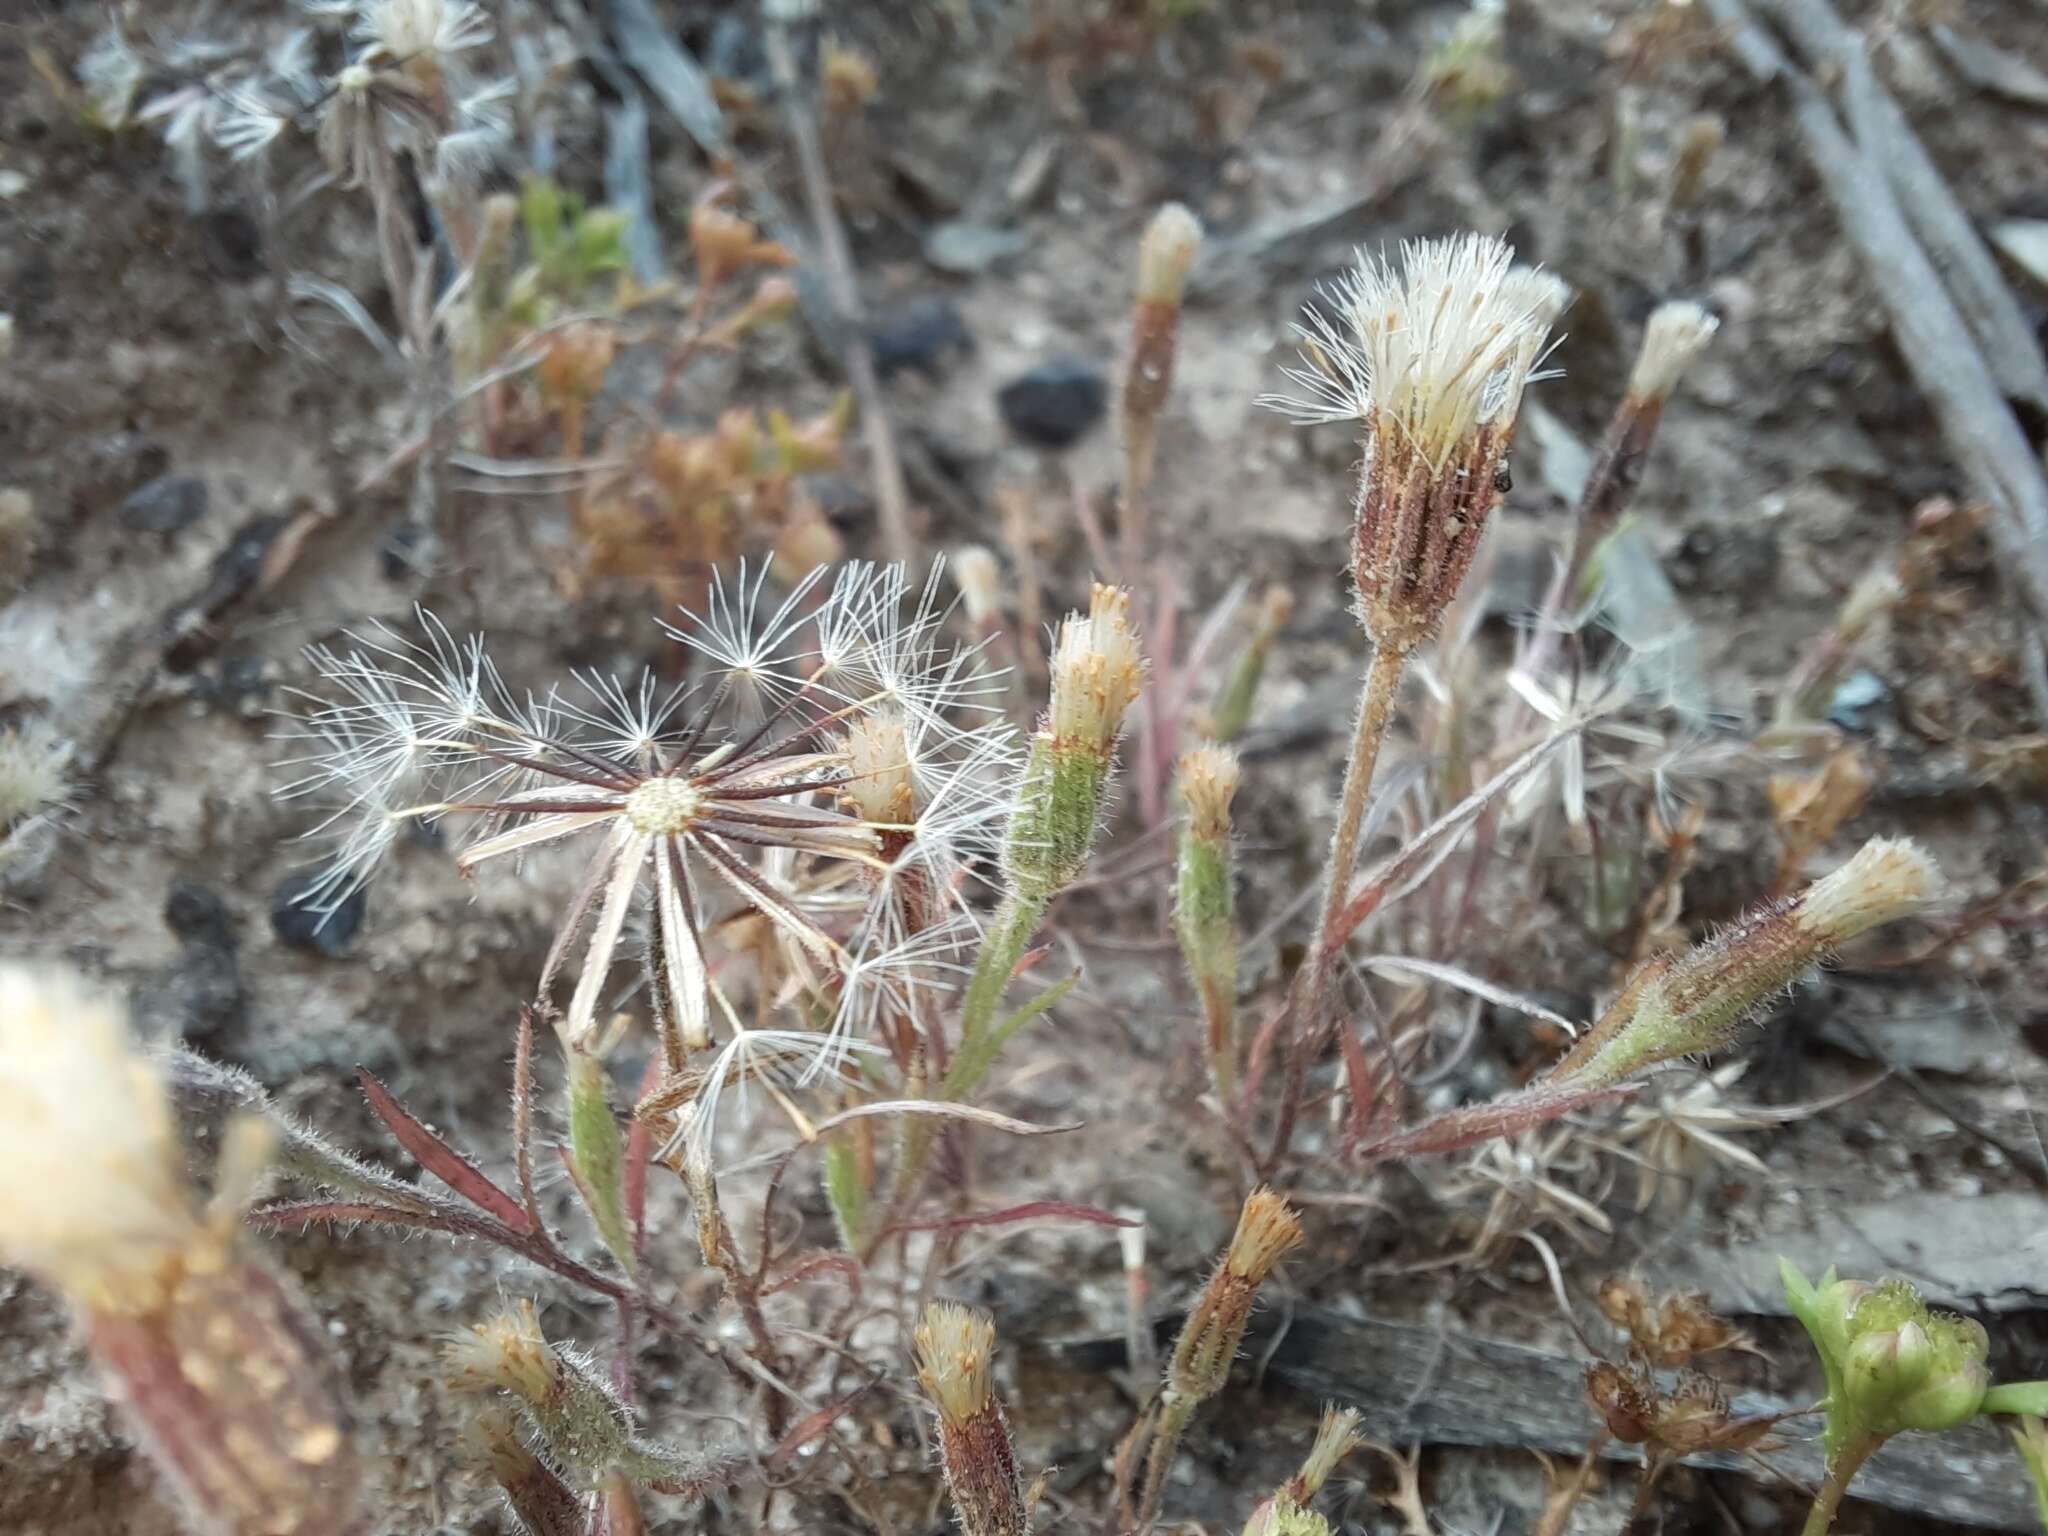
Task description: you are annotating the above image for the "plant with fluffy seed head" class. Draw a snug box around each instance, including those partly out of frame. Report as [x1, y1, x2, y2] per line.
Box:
[1261, 234, 1554, 1138]
[280, 561, 1013, 1114]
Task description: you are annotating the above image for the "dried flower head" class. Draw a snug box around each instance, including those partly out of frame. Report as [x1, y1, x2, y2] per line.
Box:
[1596, 1274, 1751, 1367]
[914, 1304, 1027, 1536]
[1167, 1187, 1303, 1402]
[1627, 301, 1719, 405]
[1264, 234, 1555, 652]
[1176, 743, 1240, 843]
[0, 966, 357, 1536]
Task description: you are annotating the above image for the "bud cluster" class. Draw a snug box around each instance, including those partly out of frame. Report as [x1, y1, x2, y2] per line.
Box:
[1782, 1263, 1991, 1460]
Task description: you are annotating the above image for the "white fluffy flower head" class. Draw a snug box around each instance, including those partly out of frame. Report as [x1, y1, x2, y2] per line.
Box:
[1264, 233, 1556, 470]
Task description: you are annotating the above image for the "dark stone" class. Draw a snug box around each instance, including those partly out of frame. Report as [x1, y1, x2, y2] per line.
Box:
[165, 878, 237, 948]
[997, 356, 1107, 450]
[803, 474, 875, 535]
[199, 206, 264, 280]
[868, 296, 973, 379]
[270, 870, 367, 958]
[118, 474, 209, 535]
[1670, 522, 1780, 596]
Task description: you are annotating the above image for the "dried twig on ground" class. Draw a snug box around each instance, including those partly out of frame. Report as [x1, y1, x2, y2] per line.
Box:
[1708, 0, 2048, 721]
[763, 14, 915, 565]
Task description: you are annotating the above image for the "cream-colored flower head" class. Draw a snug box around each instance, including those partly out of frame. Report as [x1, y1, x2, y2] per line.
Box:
[1795, 836, 1940, 946]
[1264, 233, 1556, 469]
[1627, 301, 1719, 405]
[913, 1302, 998, 1430]
[0, 965, 196, 1307]
[1136, 203, 1203, 308]
[1049, 584, 1145, 756]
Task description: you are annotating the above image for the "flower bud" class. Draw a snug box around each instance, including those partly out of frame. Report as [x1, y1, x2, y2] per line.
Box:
[1005, 586, 1143, 902]
[1626, 302, 1719, 408]
[951, 546, 1004, 628]
[0, 967, 357, 1536]
[913, 1304, 1027, 1536]
[564, 1046, 634, 1277]
[1209, 586, 1293, 742]
[1549, 837, 1939, 1087]
[1785, 1264, 1991, 1457]
[1167, 1187, 1302, 1403]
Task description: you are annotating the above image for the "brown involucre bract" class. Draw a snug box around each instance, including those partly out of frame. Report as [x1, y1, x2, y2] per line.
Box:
[914, 1303, 1028, 1536]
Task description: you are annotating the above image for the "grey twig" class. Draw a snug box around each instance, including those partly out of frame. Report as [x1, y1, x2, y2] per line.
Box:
[762, 8, 915, 565]
[1707, 0, 2048, 722]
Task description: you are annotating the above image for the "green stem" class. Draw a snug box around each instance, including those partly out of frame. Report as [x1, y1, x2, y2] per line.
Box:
[880, 890, 1048, 1232]
[1803, 1432, 1882, 1536]
[956, 891, 1049, 1059]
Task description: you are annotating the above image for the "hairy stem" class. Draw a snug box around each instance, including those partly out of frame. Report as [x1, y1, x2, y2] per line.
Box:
[1802, 1432, 1881, 1536]
[1264, 643, 1406, 1166]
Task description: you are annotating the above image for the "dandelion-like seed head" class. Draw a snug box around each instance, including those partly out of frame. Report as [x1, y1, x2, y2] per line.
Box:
[356, 0, 493, 64]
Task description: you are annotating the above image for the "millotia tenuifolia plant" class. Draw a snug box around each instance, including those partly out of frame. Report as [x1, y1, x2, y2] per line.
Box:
[16, 223, 1987, 1533]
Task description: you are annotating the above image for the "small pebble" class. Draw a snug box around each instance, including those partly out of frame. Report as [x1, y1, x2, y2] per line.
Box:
[868, 296, 973, 379]
[997, 356, 1107, 449]
[119, 474, 209, 535]
[270, 870, 367, 958]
